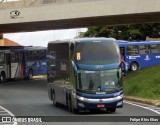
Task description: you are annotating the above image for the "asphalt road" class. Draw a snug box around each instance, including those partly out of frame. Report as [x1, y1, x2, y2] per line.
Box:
[0, 79, 159, 125]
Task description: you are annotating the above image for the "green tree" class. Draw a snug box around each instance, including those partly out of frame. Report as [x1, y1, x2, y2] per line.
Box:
[83, 23, 160, 40]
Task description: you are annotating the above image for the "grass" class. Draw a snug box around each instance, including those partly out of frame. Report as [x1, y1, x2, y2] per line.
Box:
[123, 64, 160, 100]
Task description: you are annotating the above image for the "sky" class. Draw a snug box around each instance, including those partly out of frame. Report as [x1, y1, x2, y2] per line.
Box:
[3, 0, 87, 47]
[4, 28, 87, 47]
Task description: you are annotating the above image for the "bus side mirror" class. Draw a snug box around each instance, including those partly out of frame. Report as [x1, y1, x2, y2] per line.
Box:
[71, 60, 78, 76]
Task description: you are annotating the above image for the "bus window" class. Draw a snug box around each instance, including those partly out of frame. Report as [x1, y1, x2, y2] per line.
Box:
[11, 52, 16, 62]
[158, 45, 160, 54]
[127, 45, 139, 55]
[0, 52, 5, 64]
[39, 50, 46, 60]
[120, 47, 125, 56]
[138, 45, 150, 55]
[150, 44, 160, 54]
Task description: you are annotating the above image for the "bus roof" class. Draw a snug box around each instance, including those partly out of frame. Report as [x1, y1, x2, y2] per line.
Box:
[0, 46, 24, 49]
[23, 46, 46, 50]
[0, 46, 46, 51]
[48, 38, 116, 44]
[117, 40, 160, 47]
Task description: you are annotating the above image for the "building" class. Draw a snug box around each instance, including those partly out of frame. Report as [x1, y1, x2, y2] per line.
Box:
[0, 38, 21, 46]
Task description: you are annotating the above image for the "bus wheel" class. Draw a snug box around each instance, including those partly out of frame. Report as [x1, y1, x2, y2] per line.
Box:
[130, 62, 138, 71]
[27, 70, 33, 80]
[106, 108, 116, 113]
[0, 73, 5, 83]
[68, 98, 72, 112]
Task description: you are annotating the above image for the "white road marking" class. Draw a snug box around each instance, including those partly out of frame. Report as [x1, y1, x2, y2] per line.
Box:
[124, 101, 160, 115]
[0, 106, 17, 125]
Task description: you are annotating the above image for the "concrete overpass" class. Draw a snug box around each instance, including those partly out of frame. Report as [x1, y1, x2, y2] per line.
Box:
[0, 0, 160, 34]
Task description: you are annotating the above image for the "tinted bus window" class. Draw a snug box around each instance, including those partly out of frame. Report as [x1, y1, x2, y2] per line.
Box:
[127, 45, 139, 55]
[138, 45, 150, 55]
[11, 52, 19, 62]
[75, 41, 120, 65]
[150, 44, 160, 54]
[0, 52, 4, 64]
[39, 50, 46, 60]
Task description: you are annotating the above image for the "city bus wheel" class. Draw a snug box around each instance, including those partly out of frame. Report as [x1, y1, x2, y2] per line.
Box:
[68, 99, 72, 112]
[130, 62, 138, 71]
[0, 73, 5, 83]
[106, 108, 116, 113]
[28, 70, 33, 80]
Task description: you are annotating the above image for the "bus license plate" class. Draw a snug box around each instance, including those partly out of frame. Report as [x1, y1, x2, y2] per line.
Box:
[97, 104, 105, 108]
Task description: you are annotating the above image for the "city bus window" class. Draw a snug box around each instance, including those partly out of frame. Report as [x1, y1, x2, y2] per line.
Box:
[150, 44, 160, 54]
[0, 52, 4, 64]
[127, 45, 139, 55]
[139, 45, 150, 55]
[11, 52, 16, 62]
[158, 45, 160, 54]
[120, 47, 125, 56]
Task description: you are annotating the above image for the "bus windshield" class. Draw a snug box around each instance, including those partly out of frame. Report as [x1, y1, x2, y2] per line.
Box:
[77, 69, 122, 93]
[75, 41, 120, 65]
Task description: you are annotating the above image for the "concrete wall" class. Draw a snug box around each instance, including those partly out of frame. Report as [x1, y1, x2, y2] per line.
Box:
[0, 0, 160, 33]
[0, 0, 91, 9]
[1, 0, 160, 24]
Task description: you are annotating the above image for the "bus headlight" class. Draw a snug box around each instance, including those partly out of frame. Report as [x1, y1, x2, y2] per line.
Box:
[77, 96, 87, 101]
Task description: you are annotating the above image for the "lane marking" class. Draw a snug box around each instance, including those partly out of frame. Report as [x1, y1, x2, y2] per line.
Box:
[0, 106, 17, 125]
[124, 101, 160, 115]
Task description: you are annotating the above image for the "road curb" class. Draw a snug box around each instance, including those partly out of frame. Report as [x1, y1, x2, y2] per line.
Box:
[124, 96, 160, 107]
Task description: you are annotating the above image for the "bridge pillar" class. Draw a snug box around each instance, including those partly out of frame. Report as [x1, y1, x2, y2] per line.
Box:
[0, 33, 4, 46]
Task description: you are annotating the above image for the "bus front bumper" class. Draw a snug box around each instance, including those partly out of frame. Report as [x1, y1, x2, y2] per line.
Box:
[76, 95, 123, 109]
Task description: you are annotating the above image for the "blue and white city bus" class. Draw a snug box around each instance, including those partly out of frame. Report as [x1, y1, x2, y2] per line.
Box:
[47, 38, 123, 113]
[118, 40, 160, 71]
[0, 46, 47, 83]
[23, 46, 47, 80]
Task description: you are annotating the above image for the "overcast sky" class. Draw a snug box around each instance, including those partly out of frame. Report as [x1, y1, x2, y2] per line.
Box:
[4, 28, 87, 47]
[3, 0, 87, 47]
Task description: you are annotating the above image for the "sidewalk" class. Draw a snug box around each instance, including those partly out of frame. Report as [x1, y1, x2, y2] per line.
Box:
[124, 96, 160, 107]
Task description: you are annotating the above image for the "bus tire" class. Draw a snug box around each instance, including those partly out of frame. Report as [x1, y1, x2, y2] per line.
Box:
[68, 97, 72, 112]
[106, 108, 116, 113]
[27, 69, 33, 80]
[130, 62, 139, 71]
[0, 72, 6, 84]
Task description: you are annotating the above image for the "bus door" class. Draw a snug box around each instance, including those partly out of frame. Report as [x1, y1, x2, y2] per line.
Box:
[120, 47, 125, 61]
[10, 51, 23, 79]
[5, 52, 11, 79]
[120, 47, 126, 70]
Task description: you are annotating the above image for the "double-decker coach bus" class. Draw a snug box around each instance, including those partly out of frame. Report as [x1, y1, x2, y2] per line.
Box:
[0, 46, 47, 83]
[47, 38, 123, 113]
[118, 40, 160, 71]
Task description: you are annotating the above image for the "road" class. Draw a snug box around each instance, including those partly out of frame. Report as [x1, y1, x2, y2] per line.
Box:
[0, 79, 159, 125]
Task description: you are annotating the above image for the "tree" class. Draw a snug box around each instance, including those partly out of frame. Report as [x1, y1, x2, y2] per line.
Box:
[83, 23, 160, 40]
